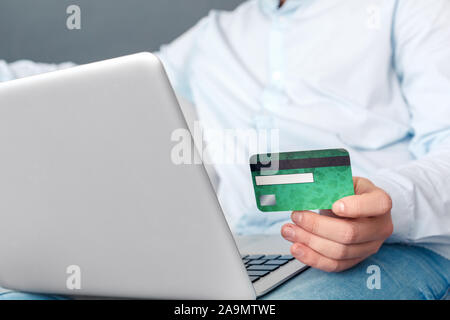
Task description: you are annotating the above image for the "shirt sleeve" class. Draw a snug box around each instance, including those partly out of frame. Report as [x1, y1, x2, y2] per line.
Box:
[0, 60, 75, 82]
[154, 14, 211, 103]
[369, 0, 450, 252]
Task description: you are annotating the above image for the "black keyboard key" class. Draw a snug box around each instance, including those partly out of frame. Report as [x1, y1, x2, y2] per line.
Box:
[278, 255, 295, 260]
[247, 259, 267, 265]
[263, 255, 281, 260]
[249, 276, 260, 283]
[247, 265, 279, 271]
[246, 254, 265, 260]
[265, 259, 288, 266]
[241, 254, 249, 259]
[242, 259, 250, 264]
[247, 270, 270, 277]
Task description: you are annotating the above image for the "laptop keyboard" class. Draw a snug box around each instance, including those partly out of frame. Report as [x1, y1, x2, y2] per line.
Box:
[241, 254, 295, 282]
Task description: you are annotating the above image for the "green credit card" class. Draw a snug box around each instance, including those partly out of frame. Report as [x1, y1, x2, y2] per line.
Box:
[250, 149, 355, 212]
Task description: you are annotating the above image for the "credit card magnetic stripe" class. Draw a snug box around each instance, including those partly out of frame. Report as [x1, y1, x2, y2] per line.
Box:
[250, 156, 350, 172]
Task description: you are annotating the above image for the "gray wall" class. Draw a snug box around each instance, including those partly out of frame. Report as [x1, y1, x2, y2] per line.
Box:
[0, 0, 244, 64]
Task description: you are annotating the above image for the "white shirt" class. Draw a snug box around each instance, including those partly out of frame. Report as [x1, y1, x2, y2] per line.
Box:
[156, 0, 450, 259]
[1, 0, 449, 259]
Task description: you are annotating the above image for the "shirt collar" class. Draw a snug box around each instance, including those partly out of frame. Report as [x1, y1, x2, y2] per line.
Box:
[259, 0, 303, 16]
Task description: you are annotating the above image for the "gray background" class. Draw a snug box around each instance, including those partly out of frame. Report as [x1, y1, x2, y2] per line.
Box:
[0, 0, 244, 64]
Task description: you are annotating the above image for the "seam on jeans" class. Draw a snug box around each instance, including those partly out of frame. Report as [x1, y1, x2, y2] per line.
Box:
[413, 244, 450, 261]
[439, 287, 450, 300]
[418, 290, 427, 300]
[404, 245, 449, 300]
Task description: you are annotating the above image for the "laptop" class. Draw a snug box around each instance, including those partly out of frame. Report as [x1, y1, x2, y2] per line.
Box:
[0, 53, 307, 299]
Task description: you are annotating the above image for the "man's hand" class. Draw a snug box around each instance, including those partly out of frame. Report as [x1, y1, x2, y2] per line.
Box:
[281, 177, 393, 272]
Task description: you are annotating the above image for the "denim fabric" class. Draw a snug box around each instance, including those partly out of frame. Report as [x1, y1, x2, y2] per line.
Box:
[262, 244, 450, 300]
[0, 288, 67, 300]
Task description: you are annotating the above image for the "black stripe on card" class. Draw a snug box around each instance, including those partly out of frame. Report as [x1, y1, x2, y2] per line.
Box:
[250, 156, 350, 172]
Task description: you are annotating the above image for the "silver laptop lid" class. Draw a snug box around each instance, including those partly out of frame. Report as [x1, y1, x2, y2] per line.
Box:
[0, 53, 255, 299]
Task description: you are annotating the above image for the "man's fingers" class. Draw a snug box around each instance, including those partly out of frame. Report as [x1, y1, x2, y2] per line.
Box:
[352, 176, 375, 194]
[290, 242, 365, 272]
[332, 177, 392, 218]
[291, 210, 392, 244]
[281, 223, 382, 260]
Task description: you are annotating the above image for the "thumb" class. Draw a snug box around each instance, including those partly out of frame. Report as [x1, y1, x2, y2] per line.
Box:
[332, 177, 392, 218]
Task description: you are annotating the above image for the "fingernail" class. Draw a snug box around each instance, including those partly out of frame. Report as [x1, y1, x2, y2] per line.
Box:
[293, 245, 304, 257]
[282, 226, 295, 240]
[293, 212, 303, 224]
[333, 201, 345, 213]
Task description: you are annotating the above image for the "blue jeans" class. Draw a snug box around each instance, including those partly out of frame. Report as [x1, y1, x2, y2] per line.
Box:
[1, 244, 449, 300]
[262, 244, 450, 300]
